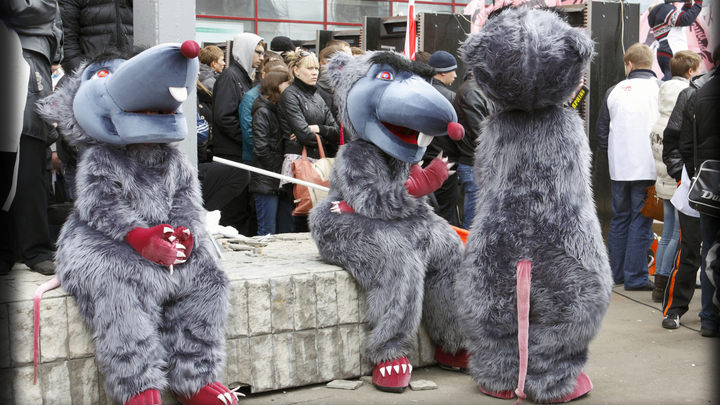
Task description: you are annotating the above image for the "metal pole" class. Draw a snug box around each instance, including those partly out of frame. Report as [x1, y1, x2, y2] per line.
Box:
[213, 157, 331, 192]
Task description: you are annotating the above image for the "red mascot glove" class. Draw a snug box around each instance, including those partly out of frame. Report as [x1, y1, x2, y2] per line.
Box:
[124, 389, 161, 405]
[404, 153, 454, 198]
[178, 382, 243, 405]
[126, 224, 186, 267]
[331, 200, 355, 214]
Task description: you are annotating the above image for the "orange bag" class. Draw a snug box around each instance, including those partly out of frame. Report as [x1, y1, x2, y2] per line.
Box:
[640, 185, 663, 222]
[291, 135, 334, 216]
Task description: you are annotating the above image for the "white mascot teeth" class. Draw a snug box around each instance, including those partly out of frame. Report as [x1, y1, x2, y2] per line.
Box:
[417, 132, 433, 147]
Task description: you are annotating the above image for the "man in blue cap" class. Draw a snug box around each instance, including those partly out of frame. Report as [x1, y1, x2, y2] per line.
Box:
[423, 50, 461, 226]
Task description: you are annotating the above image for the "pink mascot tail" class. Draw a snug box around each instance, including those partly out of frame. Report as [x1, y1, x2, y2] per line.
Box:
[513, 260, 532, 405]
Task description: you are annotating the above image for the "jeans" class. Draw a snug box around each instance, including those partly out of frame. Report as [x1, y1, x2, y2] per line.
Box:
[609, 180, 655, 288]
[656, 200, 680, 277]
[254, 192, 294, 236]
[699, 213, 720, 331]
[457, 163, 477, 230]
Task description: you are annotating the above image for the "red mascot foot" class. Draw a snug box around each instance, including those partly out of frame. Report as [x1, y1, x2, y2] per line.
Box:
[434, 345, 469, 371]
[177, 382, 243, 405]
[479, 385, 516, 400]
[542, 372, 593, 403]
[125, 389, 162, 405]
[372, 357, 412, 393]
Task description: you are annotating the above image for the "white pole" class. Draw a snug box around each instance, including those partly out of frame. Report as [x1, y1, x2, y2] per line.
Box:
[213, 157, 331, 192]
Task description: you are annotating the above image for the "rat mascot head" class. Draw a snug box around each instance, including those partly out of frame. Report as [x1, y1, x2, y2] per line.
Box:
[40, 41, 199, 146]
[461, 6, 593, 112]
[325, 51, 464, 163]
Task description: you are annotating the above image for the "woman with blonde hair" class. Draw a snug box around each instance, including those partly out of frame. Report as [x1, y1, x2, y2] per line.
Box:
[278, 50, 340, 231]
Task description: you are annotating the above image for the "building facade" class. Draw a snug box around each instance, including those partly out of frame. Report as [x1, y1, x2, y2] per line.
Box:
[196, 0, 472, 46]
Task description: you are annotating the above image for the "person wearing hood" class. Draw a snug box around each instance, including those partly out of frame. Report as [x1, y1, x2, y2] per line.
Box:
[211, 32, 264, 235]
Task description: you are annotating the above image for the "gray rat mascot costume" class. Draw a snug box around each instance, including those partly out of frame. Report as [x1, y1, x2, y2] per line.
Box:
[36, 42, 239, 405]
[455, 7, 612, 404]
[309, 51, 468, 393]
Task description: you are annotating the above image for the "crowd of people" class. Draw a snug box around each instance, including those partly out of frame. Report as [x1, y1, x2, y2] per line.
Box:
[195, 35, 493, 237]
[597, 42, 720, 338]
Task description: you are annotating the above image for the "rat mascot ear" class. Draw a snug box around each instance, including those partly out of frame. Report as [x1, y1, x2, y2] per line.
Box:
[325, 52, 354, 91]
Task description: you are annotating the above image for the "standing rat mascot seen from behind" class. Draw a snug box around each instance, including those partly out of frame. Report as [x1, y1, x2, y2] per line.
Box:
[309, 51, 468, 393]
[37, 42, 240, 405]
[456, 7, 613, 404]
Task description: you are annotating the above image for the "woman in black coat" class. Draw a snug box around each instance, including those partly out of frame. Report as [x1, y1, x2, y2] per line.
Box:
[278, 50, 340, 231]
[250, 70, 294, 235]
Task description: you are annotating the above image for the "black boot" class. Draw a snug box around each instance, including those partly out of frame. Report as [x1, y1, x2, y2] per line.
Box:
[653, 273, 669, 302]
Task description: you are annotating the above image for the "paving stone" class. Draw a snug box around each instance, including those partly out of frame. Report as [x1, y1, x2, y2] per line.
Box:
[417, 323, 436, 365]
[315, 272, 338, 328]
[336, 271, 359, 325]
[270, 277, 294, 333]
[8, 300, 33, 365]
[294, 330, 318, 385]
[13, 365, 42, 404]
[272, 332, 295, 389]
[292, 274, 316, 330]
[249, 335, 275, 392]
[226, 280, 249, 338]
[40, 361, 72, 405]
[316, 327, 340, 382]
[358, 288, 368, 322]
[359, 375, 373, 384]
[338, 324, 361, 378]
[224, 338, 252, 390]
[326, 379, 363, 390]
[0, 304, 9, 368]
[247, 279, 271, 336]
[39, 297, 69, 363]
[68, 358, 100, 405]
[409, 379, 438, 390]
[66, 298, 94, 358]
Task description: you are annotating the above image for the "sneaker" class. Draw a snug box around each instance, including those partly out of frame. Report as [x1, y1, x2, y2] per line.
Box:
[662, 314, 680, 329]
[700, 327, 719, 338]
[625, 280, 654, 291]
[29, 260, 56, 276]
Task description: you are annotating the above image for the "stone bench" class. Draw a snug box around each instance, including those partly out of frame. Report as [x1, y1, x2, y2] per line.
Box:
[0, 233, 437, 404]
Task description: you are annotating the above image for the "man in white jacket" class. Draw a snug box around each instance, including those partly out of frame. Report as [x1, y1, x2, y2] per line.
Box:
[596, 43, 661, 291]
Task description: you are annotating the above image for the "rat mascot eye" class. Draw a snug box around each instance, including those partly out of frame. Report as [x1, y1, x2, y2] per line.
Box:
[91, 69, 112, 79]
[376, 71, 394, 81]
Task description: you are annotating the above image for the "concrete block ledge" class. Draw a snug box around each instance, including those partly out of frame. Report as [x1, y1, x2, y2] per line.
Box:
[0, 233, 437, 404]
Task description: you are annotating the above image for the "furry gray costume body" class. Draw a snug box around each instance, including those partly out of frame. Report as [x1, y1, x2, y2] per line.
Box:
[37, 44, 235, 405]
[456, 7, 612, 403]
[309, 52, 467, 392]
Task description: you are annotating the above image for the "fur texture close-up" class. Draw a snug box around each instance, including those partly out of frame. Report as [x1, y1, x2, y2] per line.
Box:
[456, 7, 612, 403]
[309, 51, 467, 391]
[37, 44, 232, 404]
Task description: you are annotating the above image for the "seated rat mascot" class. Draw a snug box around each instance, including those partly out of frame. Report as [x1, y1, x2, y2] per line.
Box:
[308, 51, 468, 393]
[37, 42, 240, 405]
[455, 7, 612, 404]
